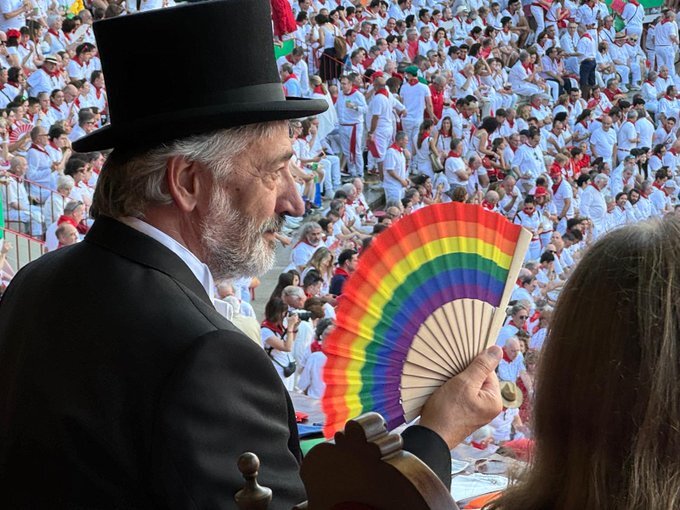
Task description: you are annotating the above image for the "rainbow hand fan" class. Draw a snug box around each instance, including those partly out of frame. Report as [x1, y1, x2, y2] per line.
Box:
[322, 203, 531, 438]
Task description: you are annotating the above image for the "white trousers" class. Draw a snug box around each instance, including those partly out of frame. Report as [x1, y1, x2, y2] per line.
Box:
[320, 155, 341, 194]
[656, 46, 676, 75]
[402, 118, 422, 159]
[339, 123, 364, 177]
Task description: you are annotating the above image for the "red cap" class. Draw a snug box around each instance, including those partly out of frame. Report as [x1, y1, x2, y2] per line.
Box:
[534, 186, 548, 196]
[549, 167, 562, 178]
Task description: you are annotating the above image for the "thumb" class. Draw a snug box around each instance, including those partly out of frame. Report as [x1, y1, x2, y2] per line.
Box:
[463, 346, 502, 383]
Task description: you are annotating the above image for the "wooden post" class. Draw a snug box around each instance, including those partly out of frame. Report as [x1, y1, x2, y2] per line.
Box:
[234, 452, 272, 510]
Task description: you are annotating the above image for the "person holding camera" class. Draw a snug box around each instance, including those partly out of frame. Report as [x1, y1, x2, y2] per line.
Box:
[261, 296, 300, 391]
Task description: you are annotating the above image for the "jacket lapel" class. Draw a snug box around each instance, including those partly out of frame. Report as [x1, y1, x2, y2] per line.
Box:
[85, 216, 213, 307]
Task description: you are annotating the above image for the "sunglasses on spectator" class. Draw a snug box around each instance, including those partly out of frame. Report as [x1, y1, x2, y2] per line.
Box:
[518, 315, 528, 320]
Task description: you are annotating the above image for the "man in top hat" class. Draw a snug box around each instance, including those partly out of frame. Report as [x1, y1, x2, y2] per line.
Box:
[0, 1, 504, 508]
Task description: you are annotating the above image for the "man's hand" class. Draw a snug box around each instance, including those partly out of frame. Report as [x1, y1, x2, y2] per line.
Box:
[419, 346, 503, 449]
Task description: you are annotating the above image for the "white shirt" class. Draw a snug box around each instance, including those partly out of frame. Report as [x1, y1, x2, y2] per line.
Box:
[119, 217, 215, 301]
[297, 351, 327, 399]
[0, 0, 25, 31]
[399, 80, 431, 121]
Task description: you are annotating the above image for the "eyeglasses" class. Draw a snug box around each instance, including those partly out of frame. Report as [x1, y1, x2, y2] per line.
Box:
[518, 315, 528, 320]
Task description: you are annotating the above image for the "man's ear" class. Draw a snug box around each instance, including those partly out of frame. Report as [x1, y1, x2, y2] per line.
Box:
[165, 155, 204, 213]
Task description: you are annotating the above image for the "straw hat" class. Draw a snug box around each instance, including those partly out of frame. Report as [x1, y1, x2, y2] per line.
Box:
[500, 381, 523, 409]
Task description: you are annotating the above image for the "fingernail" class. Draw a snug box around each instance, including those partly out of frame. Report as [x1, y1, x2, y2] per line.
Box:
[487, 345, 502, 360]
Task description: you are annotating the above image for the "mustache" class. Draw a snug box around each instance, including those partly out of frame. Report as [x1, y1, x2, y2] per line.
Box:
[261, 215, 284, 234]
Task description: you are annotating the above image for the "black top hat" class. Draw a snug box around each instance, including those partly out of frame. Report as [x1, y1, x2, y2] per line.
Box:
[72, 0, 328, 152]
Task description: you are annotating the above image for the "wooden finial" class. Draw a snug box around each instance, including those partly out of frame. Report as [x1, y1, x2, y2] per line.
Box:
[234, 452, 272, 510]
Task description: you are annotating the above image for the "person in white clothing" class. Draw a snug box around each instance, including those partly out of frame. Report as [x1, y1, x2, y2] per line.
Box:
[336, 75, 367, 177]
[579, 173, 609, 237]
[276, 47, 310, 98]
[383, 131, 409, 202]
[514, 196, 544, 261]
[589, 115, 616, 166]
[0, 0, 28, 33]
[400, 66, 434, 157]
[297, 318, 333, 399]
[367, 76, 394, 170]
[260, 298, 300, 392]
[654, 10, 678, 75]
[1, 156, 44, 236]
[288, 222, 324, 272]
[617, 110, 639, 161]
[512, 127, 544, 192]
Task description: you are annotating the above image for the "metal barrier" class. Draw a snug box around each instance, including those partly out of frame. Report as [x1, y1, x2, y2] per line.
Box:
[1, 226, 46, 272]
[1, 175, 87, 242]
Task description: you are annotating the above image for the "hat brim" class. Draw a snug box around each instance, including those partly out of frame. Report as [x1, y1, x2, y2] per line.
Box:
[72, 97, 329, 152]
[500, 382, 523, 409]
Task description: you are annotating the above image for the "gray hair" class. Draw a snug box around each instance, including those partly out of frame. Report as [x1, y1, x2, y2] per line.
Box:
[297, 221, 322, 242]
[56, 174, 75, 191]
[91, 122, 286, 219]
[594, 173, 610, 186]
[282, 285, 305, 299]
[340, 183, 355, 196]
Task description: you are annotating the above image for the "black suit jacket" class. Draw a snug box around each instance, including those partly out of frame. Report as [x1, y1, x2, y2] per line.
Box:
[0, 217, 451, 509]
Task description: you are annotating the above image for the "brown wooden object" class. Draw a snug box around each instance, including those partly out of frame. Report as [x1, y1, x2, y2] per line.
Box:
[299, 412, 457, 510]
[235, 452, 273, 510]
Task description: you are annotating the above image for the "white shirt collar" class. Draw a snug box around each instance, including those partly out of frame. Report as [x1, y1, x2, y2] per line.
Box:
[119, 217, 215, 302]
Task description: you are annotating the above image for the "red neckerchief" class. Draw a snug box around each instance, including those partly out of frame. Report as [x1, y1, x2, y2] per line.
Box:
[471, 441, 487, 450]
[589, 182, 599, 191]
[390, 143, 403, 153]
[94, 86, 104, 99]
[72, 56, 83, 67]
[310, 340, 323, 353]
[30, 143, 48, 155]
[50, 102, 62, 112]
[284, 73, 298, 83]
[375, 88, 389, 97]
[313, 85, 325, 95]
[49, 140, 60, 150]
[286, 54, 295, 65]
[48, 28, 60, 38]
[261, 319, 285, 336]
[508, 320, 527, 331]
[448, 150, 461, 158]
[502, 350, 513, 363]
[408, 77, 419, 85]
[481, 199, 495, 211]
[552, 177, 561, 194]
[664, 95, 675, 102]
[346, 85, 359, 96]
[420, 130, 430, 145]
[418, 35, 429, 43]
[57, 215, 79, 229]
[582, 32, 592, 40]
[334, 267, 350, 277]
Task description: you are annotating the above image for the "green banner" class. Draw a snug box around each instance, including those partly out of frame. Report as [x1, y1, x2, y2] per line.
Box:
[274, 39, 295, 60]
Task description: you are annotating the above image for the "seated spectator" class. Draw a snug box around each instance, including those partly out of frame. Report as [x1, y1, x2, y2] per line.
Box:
[260, 297, 300, 391]
[298, 317, 334, 399]
[55, 222, 78, 248]
[329, 248, 358, 296]
[45, 200, 84, 251]
[1, 156, 44, 237]
[496, 302, 529, 347]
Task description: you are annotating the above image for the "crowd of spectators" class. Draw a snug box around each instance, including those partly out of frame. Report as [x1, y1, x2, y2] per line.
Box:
[1, 0, 680, 456]
[263, 0, 680, 451]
